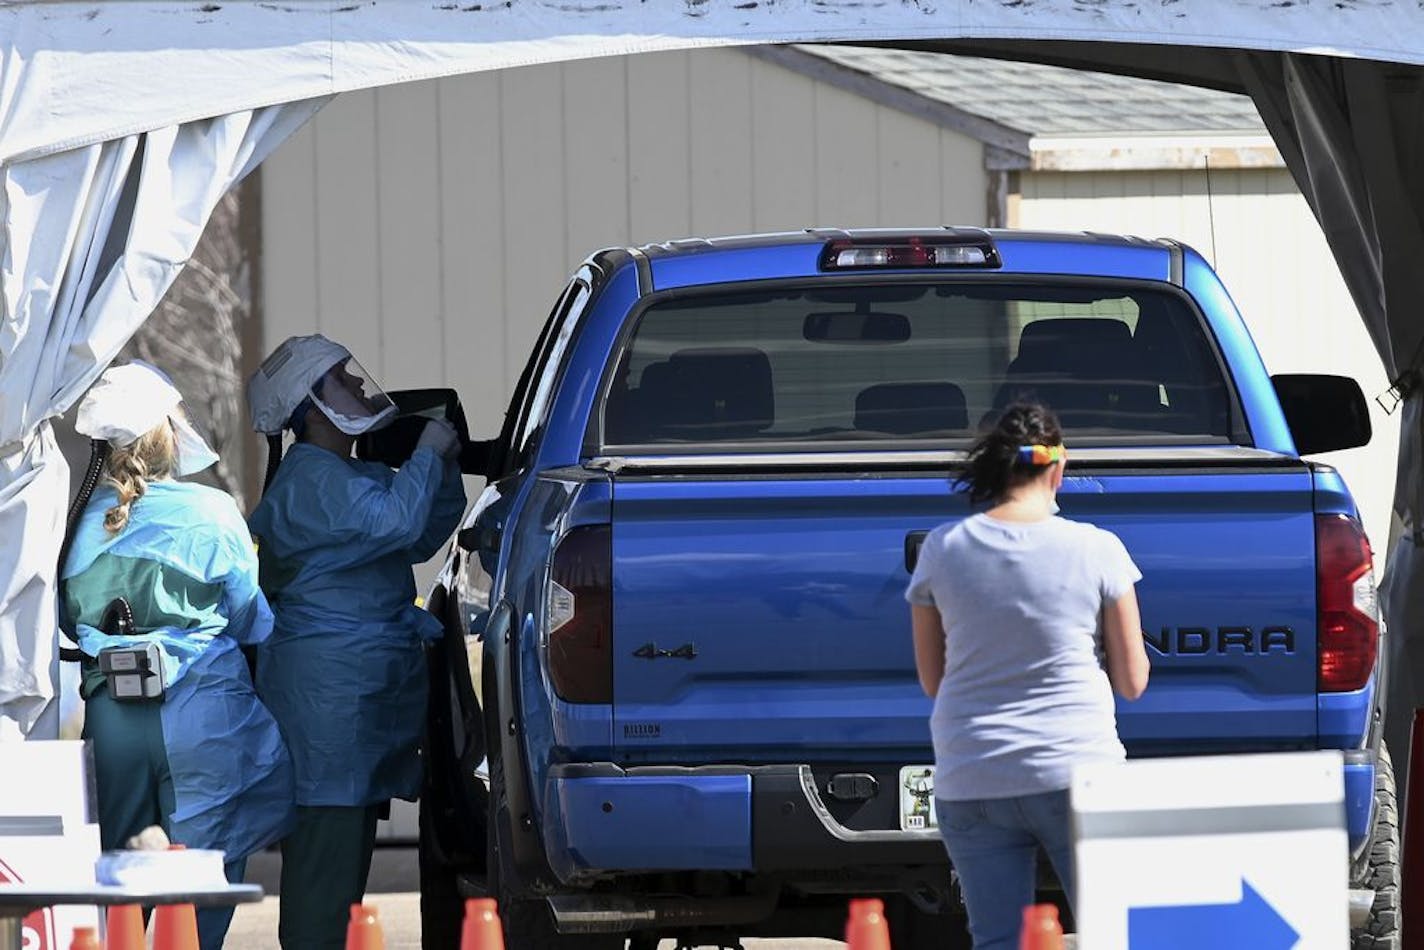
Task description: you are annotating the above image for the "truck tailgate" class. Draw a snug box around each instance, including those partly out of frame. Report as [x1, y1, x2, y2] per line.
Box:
[608, 465, 1317, 762]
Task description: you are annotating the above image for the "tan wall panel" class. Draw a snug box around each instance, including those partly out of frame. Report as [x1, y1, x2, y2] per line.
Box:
[813, 81, 879, 227]
[260, 120, 318, 347]
[563, 56, 632, 263]
[628, 52, 692, 242]
[1018, 168, 1398, 555]
[499, 64, 569, 376]
[875, 106, 942, 225]
[750, 58, 817, 232]
[689, 50, 754, 236]
[437, 72, 508, 432]
[311, 93, 382, 366]
[375, 80, 443, 391]
[940, 127, 985, 225]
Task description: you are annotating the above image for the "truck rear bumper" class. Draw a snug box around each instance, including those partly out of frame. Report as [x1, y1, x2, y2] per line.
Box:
[544, 763, 945, 879]
[550, 767, 754, 871]
[1342, 749, 1376, 857]
[548, 753, 1378, 876]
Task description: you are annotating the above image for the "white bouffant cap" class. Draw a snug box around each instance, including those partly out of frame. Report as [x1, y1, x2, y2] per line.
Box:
[76, 362, 183, 447]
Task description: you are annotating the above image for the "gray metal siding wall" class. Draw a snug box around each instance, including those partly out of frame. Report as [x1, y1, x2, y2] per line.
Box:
[261, 48, 989, 440]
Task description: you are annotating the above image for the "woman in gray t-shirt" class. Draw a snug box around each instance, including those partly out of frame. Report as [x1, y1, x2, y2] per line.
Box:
[906, 401, 1149, 949]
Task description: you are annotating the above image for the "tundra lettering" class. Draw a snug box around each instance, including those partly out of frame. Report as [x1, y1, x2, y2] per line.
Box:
[1143, 625, 1297, 655]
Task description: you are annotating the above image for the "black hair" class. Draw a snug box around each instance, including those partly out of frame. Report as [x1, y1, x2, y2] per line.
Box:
[288, 396, 314, 441]
[955, 401, 1064, 505]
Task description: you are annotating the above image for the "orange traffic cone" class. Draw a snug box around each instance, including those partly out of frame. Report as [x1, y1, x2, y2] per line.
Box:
[68, 926, 101, 950]
[346, 904, 385, 950]
[845, 897, 892, 950]
[460, 898, 505, 949]
[152, 902, 199, 950]
[153, 843, 199, 950]
[1019, 903, 1064, 950]
[106, 904, 146, 950]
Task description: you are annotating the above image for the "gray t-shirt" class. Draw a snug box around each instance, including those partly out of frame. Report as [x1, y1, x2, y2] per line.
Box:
[905, 513, 1142, 801]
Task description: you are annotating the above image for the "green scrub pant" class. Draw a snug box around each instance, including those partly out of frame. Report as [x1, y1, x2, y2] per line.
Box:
[83, 690, 247, 950]
[277, 805, 381, 950]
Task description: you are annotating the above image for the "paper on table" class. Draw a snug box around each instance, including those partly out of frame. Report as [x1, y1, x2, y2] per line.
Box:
[95, 849, 227, 889]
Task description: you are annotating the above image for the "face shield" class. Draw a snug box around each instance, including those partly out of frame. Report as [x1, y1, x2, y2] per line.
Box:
[309, 357, 397, 436]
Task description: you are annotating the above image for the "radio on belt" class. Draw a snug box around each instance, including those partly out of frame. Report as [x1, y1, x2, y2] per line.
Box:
[98, 643, 166, 701]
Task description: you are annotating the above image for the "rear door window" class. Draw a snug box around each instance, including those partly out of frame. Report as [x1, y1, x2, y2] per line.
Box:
[598, 281, 1239, 450]
[490, 272, 595, 477]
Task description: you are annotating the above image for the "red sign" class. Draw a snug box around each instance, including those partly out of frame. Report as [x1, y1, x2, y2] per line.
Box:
[0, 857, 53, 950]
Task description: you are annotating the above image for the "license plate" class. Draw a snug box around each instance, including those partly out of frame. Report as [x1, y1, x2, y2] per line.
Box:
[898, 765, 938, 831]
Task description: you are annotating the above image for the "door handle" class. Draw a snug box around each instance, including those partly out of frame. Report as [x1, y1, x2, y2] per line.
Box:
[457, 522, 502, 554]
[905, 531, 929, 572]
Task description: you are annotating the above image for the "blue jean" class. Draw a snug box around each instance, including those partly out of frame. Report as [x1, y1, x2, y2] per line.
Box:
[936, 790, 1075, 950]
[196, 857, 248, 950]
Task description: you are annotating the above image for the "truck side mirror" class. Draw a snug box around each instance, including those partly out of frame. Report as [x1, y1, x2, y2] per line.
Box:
[1271, 373, 1371, 455]
[355, 387, 493, 475]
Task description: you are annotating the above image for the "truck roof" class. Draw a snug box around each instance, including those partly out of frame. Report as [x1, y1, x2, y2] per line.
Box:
[634, 227, 1173, 259]
[602, 227, 1184, 290]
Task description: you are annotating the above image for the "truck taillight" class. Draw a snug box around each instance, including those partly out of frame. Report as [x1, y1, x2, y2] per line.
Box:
[546, 525, 612, 703]
[1316, 514, 1379, 692]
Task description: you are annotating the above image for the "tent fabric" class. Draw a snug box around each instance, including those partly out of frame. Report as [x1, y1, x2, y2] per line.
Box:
[5, 1, 1424, 165]
[1239, 53, 1424, 789]
[0, 99, 324, 739]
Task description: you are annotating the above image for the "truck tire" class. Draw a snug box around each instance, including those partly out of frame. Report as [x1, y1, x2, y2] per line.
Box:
[487, 728, 624, 949]
[1351, 743, 1399, 950]
[419, 798, 464, 950]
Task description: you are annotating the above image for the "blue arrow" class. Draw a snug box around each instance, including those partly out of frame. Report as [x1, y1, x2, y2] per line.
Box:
[1128, 879, 1299, 950]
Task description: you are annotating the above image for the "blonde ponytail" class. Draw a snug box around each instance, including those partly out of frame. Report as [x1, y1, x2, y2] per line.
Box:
[103, 424, 177, 534]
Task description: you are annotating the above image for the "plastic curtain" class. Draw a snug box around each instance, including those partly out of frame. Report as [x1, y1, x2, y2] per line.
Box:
[0, 99, 324, 739]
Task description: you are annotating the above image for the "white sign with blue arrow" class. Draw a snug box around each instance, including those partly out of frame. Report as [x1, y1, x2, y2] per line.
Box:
[1072, 751, 1347, 949]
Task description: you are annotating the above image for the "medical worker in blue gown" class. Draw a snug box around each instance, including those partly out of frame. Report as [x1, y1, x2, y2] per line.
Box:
[245, 334, 466, 950]
[61, 362, 294, 950]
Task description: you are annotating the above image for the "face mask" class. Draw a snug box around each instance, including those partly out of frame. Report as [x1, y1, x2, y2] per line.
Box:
[170, 413, 219, 477]
[1048, 499, 1061, 516]
[310, 360, 397, 436]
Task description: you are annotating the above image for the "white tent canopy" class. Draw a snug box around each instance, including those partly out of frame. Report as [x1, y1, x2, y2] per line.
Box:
[3, 2, 1424, 785]
[7, 0, 1424, 165]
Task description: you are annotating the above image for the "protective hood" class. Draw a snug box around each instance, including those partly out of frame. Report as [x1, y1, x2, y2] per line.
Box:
[74, 362, 219, 477]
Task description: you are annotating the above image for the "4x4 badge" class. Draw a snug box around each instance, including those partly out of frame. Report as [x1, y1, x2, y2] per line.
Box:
[632, 642, 698, 660]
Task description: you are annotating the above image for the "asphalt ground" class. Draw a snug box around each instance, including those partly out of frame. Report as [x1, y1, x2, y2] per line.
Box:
[226, 847, 847, 949]
[229, 847, 1081, 948]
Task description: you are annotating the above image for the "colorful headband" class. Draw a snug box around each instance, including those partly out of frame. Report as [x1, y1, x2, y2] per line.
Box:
[1017, 444, 1066, 466]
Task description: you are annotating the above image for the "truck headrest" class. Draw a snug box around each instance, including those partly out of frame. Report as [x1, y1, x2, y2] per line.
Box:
[854, 382, 968, 435]
[1015, 318, 1132, 370]
[644, 347, 775, 440]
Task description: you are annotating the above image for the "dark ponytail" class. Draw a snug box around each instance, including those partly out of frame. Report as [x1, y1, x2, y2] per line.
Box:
[956, 401, 1064, 505]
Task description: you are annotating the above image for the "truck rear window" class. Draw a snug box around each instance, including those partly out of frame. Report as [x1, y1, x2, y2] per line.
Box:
[600, 282, 1237, 449]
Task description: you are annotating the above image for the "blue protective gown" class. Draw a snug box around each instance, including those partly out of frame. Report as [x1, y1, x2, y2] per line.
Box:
[247, 444, 466, 807]
[61, 481, 296, 862]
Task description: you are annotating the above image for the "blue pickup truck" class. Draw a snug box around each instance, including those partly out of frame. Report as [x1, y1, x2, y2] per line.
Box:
[414, 229, 1390, 949]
